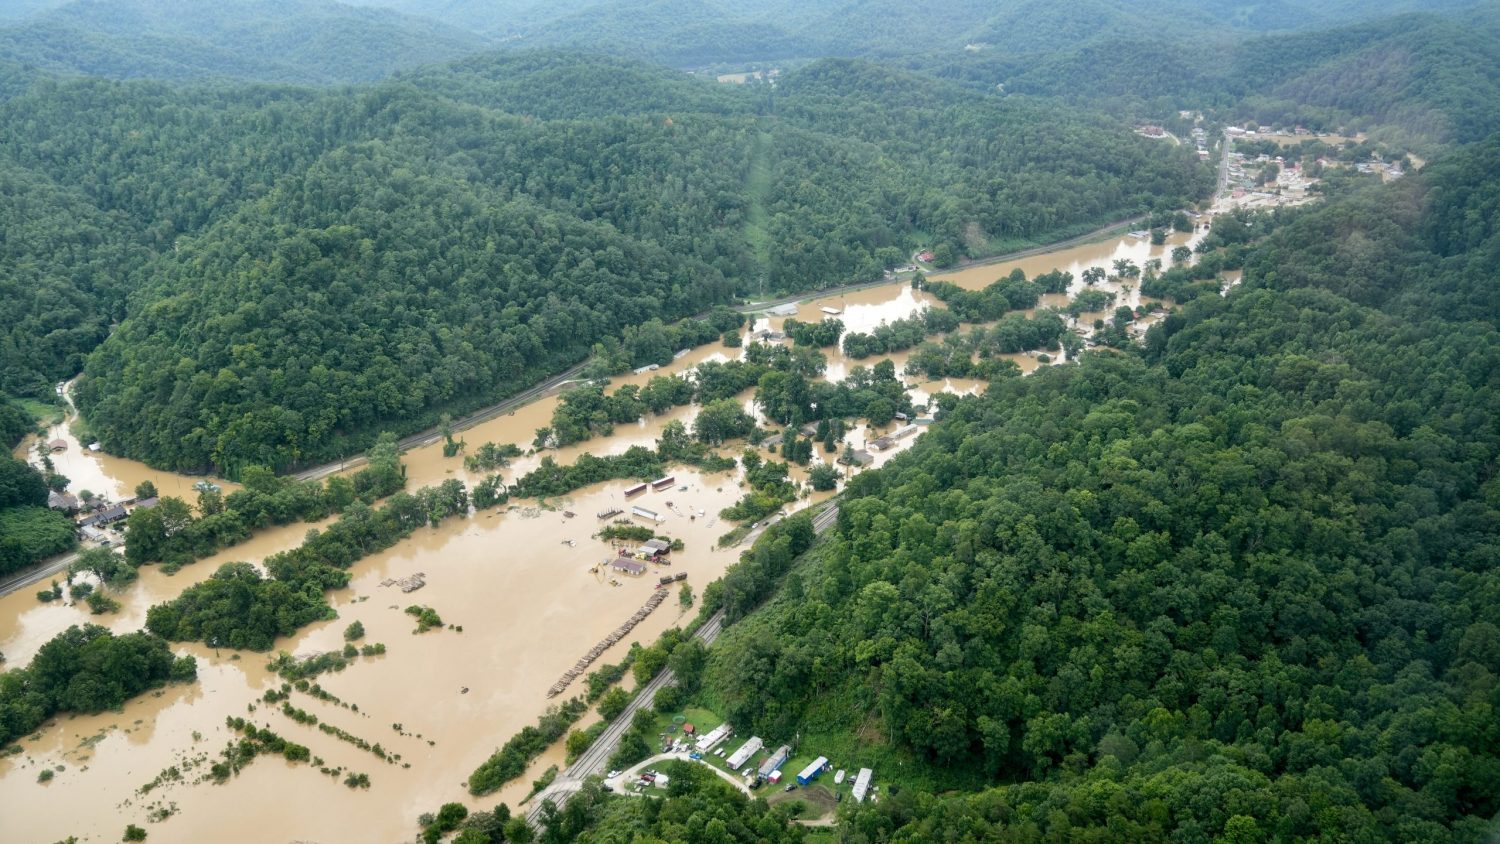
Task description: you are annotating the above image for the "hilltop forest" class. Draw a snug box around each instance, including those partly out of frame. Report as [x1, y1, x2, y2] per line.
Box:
[0, 51, 1205, 474]
[618, 130, 1500, 842]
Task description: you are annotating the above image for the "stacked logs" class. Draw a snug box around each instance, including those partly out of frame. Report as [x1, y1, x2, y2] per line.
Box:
[547, 590, 668, 697]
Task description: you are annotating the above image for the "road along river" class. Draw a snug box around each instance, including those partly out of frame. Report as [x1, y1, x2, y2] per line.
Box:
[1, 224, 1203, 843]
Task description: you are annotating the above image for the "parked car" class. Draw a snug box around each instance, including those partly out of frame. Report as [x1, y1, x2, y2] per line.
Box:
[688, 752, 702, 760]
[607, 770, 622, 778]
[784, 784, 797, 792]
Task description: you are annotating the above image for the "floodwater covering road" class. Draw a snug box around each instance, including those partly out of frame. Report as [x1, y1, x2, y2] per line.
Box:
[2, 222, 1206, 843]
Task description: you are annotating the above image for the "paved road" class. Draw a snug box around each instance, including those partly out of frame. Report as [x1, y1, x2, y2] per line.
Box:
[1217, 129, 1234, 199]
[525, 501, 841, 828]
[286, 214, 1149, 484]
[525, 608, 728, 826]
[0, 549, 84, 599]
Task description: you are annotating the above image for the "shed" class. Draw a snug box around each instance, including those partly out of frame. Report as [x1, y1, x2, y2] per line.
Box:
[725, 736, 763, 769]
[796, 756, 829, 786]
[820, 307, 841, 315]
[641, 538, 670, 555]
[852, 768, 874, 802]
[766, 303, 798, 317]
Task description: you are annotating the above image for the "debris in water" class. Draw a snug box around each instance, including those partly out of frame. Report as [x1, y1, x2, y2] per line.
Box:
[546, 589, 669, 697]
[379, 572, 426, 593]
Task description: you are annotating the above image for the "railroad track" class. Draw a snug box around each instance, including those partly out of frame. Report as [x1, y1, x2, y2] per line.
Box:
[525, 502, 839, 828]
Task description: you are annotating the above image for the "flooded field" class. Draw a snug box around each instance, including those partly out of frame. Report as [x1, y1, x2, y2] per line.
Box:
[0, 224, 1206, 842]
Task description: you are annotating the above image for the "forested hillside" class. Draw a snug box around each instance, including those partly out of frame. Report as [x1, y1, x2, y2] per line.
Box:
[0, 0, 488, 84]
[924, 10, 1500, 150]
[347, 0, 1485, 64]
[0, 52, 1203, 473]
[675, 137, 1500, 840]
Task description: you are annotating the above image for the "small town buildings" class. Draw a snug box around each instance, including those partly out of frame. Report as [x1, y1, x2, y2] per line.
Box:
[838, 449, 873, 467]
[78, 504, 127, 529]
[796, 756, 829, 786]
[759, 745, 791, 778]
[47, 491, 78, 512]
[695, 723, 733, 753]
[610, 558, 647, 577]
[726, 736, 764, 769]
[852, 767, 874, 802]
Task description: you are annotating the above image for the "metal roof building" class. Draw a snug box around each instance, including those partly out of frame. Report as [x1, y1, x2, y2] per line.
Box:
[758, 745, 791, 778]
[852, 767, 874, 802]
[725, 736, 763, 769]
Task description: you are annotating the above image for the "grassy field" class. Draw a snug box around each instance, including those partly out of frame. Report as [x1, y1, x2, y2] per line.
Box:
[14, 396, 63, 427]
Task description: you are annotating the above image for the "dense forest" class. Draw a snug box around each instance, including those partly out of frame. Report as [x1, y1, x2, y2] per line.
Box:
[671, 134, 1500, 840]
[0, 50, 1204, 473]
[0, 0, 488, 84]
[920, 9, 1500, 151]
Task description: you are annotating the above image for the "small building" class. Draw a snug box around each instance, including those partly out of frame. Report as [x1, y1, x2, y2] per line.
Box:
[796, 756, 829, 786]
[759, 745, 791, 779]
[47, 491, 79, 512]
[819, 306, 841, 315]
[834, 769, 846, 784]
[633, 363, 661, 375]
[48, 438, 68, 452]
[132, 496, 159, 511]
[838, 449, 873, 467]
[695, 723, 733, 753]
[78, 504, 127, 529]
[650, 476, 675, 491]
[81, 525, 112, 545]
[641, 538, 671, 556]
[631, 505, 663, 523]
[610, 558, 647, 577]
[869, 436, 894, 451]
[852, 767, 874, 802]
[797, 423, 820, 438]
[917, 251, 935, 263]
[652, 774, 670, 789]
[890, 424, 918, 441]
[766, 303, 798, 318]
[624, 483, 648, 497]
[726, 736, 763, 769]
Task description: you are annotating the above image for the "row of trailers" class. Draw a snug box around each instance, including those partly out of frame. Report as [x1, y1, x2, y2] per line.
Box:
[705, 731, 877, 802]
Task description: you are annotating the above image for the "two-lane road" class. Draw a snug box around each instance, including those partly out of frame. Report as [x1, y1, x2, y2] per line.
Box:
[525, 502, 840, 827]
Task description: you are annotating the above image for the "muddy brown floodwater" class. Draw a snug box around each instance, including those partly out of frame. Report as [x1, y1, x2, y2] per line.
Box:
[0, 225, 1209, 843]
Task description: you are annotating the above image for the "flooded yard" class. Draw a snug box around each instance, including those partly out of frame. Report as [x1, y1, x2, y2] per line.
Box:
[0, 223, 1208, 842]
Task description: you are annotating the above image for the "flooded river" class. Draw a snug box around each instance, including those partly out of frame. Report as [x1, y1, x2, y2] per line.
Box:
[0, 225, 1205, 842]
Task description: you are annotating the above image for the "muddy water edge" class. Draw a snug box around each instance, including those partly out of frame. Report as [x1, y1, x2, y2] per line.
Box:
[0, 226, 1206, 843]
